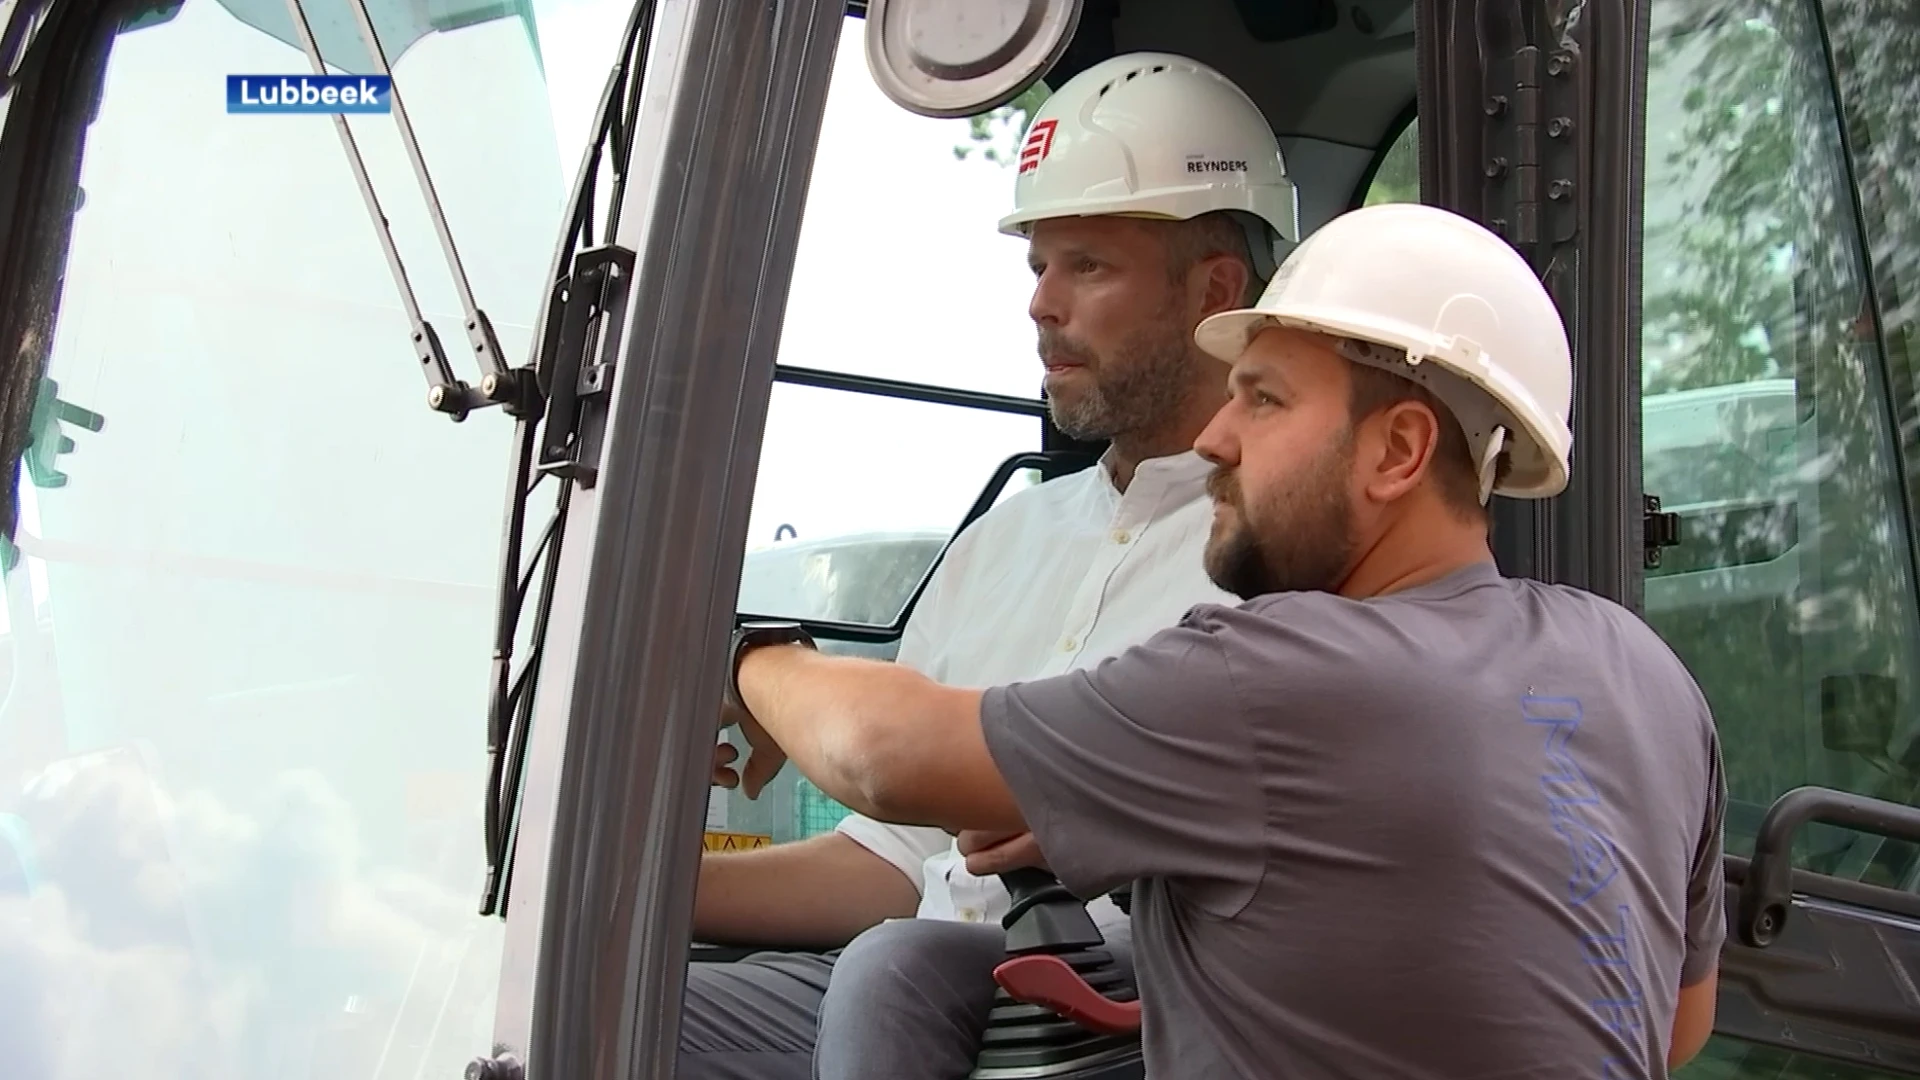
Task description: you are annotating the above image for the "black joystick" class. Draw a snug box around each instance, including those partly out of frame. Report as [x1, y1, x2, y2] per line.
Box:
[968, 868, 1140, 1079]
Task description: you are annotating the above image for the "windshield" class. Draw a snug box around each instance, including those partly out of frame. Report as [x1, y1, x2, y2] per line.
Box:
[0, 1, 1056, 1072]
[0, 0, 599, 1074]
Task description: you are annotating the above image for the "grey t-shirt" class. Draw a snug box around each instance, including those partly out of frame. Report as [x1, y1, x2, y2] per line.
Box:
[980, 560, 1727, 1079]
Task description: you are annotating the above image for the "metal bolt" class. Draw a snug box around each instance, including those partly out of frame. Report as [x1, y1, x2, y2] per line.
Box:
[1485, 157, 1509, 179]
[1548, 179, 1573, 200]
[428, 386, 447, 409]
[482, 373, 501, 398]
[1547, 51, 1572, 76]
[1547, 116, 1572, 138]
[1484, 94, 1508, 116]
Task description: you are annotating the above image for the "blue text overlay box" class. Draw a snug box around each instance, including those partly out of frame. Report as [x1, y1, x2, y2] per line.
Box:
[227, 75, 393, 114]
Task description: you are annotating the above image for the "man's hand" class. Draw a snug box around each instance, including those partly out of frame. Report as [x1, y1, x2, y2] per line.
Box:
[715, 698, 788, 799]
[958, 829, 1048, 876]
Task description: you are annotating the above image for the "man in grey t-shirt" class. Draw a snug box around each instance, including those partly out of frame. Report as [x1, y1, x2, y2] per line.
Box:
[720, 204, 1726, 1077]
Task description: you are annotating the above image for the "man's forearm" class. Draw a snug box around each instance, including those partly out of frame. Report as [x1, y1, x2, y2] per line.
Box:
[737, 646, 955, 820]
[735, 645, 1030, 834]
[694, 831, 920, 948]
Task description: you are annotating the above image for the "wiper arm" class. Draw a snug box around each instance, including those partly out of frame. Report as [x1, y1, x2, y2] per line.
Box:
[282, 0, 658, 917]
[280, 0, 526, 420]
[335, 0, 511, 393]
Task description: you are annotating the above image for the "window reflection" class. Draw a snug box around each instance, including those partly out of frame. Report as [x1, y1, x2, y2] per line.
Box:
[0, 0, 595, 1075]
[1639, 0, 1920, 894]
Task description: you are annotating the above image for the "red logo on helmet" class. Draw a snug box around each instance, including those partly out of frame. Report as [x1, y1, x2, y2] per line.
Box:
[1018, 119, 1058, 174]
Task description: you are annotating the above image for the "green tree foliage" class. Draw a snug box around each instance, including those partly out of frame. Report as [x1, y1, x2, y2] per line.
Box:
[1362, 122, 1420, 207]
[952, 82, 1054, 165]
[1634, 0, 1920, 897]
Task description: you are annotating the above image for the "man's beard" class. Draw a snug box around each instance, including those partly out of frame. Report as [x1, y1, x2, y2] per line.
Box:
[1039, 309, 1194, 443]
[1203, 432, 1359, 600]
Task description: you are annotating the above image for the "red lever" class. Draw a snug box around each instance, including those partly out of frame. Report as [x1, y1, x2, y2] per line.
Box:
[991, 954, 1143, 1036]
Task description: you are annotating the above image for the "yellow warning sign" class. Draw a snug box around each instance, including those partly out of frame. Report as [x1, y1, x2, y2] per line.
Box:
[704, 831, 773, 852]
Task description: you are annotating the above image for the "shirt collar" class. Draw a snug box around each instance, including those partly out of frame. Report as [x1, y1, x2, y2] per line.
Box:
[1096, 447, 1215, 511]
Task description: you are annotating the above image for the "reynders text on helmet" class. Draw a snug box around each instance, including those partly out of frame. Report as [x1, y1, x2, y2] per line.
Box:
[998, 53, 1300, 280]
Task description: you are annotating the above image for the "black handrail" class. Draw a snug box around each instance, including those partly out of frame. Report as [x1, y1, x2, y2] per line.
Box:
[1737, 785, 1920, 947]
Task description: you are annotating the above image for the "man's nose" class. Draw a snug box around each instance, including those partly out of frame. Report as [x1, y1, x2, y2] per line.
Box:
[1194, 402, 1240, 467]
[1028, 268, 1066, 326]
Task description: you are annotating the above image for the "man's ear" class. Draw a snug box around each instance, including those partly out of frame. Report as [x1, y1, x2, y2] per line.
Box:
[1195, 254, 1251, 318]
[1361, 400, 1442, 504]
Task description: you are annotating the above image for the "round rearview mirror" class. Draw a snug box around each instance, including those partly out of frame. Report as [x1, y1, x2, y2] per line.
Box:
[864, 0, 1082, 119]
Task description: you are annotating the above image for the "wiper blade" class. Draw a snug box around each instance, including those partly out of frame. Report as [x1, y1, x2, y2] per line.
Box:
[477, 0, 655, 917]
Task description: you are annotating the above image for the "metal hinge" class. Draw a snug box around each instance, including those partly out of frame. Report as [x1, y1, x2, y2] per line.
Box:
[1481, 31, 1579, 268]
[1643, 494, 1681, 569]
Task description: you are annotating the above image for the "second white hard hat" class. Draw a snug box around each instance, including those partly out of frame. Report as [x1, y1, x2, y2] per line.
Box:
[998, 52, 1301, 278]
[1193, 203, 1574, 501]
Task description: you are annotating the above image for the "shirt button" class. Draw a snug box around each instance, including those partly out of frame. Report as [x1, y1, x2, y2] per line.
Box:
[959, 908, 982, 922]
[1061, 637, 1077, 652]
[1112, 529, 1131, 544]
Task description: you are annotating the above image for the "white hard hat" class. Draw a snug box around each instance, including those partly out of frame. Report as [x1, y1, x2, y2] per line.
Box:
[998, 52, 1301, 279]
[1193, 203, 1574, 501]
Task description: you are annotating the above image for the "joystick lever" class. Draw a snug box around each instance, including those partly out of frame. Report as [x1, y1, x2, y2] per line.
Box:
[987, 867, 1142, 1035]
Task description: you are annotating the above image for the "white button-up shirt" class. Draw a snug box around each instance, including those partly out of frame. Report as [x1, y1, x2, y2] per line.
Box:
[835, 448, 1236, 930]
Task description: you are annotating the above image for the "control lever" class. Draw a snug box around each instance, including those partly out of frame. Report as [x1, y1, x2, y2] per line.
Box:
[989, 867, 1141, 1034]
[1000, 865, 1103, 953]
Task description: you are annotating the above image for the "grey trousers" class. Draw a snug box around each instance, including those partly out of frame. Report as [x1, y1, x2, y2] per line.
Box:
[676, 917, 1135, 1080]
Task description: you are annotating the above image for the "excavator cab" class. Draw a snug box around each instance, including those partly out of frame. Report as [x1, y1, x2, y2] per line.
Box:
[1, 0, 1919, 1077]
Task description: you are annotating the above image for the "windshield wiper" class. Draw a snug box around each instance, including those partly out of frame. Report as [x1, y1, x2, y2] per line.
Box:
[477, 0, 654, 917]
[280, 0, 526, 420]
[282, 0, 654, 913]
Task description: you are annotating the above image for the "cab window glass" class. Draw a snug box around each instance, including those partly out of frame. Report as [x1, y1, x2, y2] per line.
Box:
[0, 0, 608, 1075]
[1640, 0, 1920, 898]
[718, 17, 1055, 847]
[1360, 117, 1417, 206]
[778, 26, 1050, 401]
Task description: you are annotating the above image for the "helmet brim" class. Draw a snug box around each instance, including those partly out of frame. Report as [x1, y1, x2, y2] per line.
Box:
[1193, 306, 1574, 500]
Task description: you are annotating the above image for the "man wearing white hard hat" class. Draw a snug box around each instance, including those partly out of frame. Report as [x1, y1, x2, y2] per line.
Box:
[719, 202, 1729, 1077]
[679, 53, 1300, 1079]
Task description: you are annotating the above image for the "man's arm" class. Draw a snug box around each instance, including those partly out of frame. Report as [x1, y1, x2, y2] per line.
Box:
[1669, 733, 1729, 1069]
[693, 831, 922, 948]
[735, 645, 1025, 832]
[692, 519, 979, 948]
[736, 610, 1263, 908]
